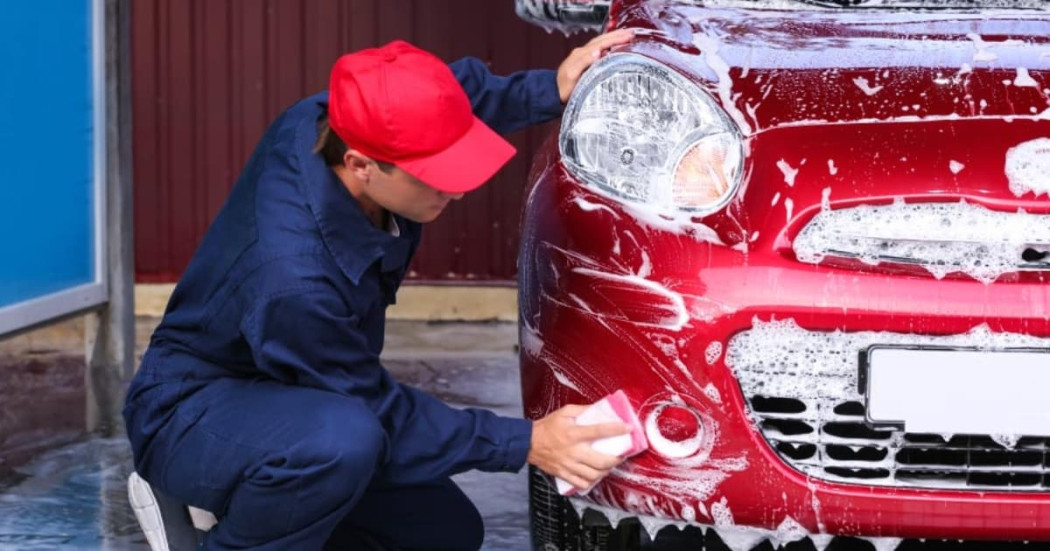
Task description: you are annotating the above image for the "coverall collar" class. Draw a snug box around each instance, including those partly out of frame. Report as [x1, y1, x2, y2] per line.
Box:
[296, 101, 413, 285]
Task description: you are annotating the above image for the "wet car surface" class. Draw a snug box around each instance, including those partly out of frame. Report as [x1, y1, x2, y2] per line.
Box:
[517, 0, 1050, 548]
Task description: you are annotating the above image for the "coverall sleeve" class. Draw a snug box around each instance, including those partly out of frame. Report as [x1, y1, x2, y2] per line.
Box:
[241, 288, 533, 484]
[450, 57, 564, 135]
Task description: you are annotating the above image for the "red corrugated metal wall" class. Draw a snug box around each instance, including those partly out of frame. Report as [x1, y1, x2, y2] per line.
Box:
[132, 1, 587, 283]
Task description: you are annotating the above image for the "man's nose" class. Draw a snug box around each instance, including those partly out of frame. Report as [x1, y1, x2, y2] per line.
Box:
[443, 192, 465, 201]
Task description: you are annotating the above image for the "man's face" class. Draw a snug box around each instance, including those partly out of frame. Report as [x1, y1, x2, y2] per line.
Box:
[367, 164, 465, 224]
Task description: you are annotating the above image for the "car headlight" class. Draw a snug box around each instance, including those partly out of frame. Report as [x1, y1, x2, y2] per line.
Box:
[560, 54, 744, 214]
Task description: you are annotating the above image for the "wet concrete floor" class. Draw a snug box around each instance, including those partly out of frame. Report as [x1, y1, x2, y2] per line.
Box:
[0, 320, 1047, 550]
[0, 320, 531, 550]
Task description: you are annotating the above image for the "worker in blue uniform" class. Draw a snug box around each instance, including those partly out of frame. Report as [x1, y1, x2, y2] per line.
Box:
[124, 31, 634, 551]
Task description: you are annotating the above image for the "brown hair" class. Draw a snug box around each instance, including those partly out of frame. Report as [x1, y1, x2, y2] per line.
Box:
[314, 113, 395, 173]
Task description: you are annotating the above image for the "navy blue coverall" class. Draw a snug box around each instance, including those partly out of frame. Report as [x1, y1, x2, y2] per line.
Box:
[123, 58, 564, 550]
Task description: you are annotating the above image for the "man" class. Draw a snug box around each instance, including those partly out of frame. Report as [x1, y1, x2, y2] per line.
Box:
[125, 31, 633, 551]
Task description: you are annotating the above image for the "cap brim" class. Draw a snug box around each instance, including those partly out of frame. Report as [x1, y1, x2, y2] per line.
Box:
[396, 117, 516, 194]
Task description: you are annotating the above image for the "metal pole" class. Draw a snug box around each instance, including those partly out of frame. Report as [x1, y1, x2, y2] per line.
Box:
[86, 0, 134, 437]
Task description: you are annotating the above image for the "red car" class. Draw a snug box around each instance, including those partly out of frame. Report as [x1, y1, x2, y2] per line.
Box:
[517, 1, 1050, 549]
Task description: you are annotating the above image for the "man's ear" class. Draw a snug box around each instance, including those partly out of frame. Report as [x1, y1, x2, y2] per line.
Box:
[344, 149, 373, 183]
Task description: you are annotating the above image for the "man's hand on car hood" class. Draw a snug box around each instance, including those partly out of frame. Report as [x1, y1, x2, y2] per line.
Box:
[557, 28, 634, 103]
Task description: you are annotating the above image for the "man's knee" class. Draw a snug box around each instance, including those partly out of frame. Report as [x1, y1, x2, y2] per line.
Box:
[323, 422, 386, 485]
[248, 412, 387, 506]
[295, 415, 385, 483]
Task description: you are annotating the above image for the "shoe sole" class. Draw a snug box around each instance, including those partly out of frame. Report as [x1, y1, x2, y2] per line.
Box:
[128, 472, 172, 551]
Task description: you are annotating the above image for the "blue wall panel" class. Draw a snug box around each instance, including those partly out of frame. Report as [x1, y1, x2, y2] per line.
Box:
[0, 1, 97, 310]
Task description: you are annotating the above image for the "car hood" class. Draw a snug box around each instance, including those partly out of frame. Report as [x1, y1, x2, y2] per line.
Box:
[615, 0, 1050, 134]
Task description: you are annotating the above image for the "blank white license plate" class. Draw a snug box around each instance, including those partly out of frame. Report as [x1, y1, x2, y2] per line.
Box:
[865, 347, 1050, 436]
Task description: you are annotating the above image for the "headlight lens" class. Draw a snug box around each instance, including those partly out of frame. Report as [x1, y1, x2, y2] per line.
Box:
[560, 54, 743, 214]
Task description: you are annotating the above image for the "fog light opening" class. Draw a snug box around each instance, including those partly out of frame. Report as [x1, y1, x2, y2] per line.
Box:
[645, 403, 705, 459]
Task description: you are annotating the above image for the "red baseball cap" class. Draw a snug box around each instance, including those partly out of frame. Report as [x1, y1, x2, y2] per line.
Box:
[327, 41, 516, 194]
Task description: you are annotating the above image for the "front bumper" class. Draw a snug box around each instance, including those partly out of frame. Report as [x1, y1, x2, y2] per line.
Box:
[518, 160, 1050, 541]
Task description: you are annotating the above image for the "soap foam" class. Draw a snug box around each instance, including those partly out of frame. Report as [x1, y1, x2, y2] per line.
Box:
[1006, 138, 1050, 198]
[794, 199, 1050, 283]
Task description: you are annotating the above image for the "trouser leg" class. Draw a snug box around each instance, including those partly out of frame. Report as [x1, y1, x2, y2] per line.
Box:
[128, 378, 388, 551]
[324, 478, 484, 551]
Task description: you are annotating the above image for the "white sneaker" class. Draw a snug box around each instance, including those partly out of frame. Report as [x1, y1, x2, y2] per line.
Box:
[127, 472, 172, 551]
[128, 472, 217, 550]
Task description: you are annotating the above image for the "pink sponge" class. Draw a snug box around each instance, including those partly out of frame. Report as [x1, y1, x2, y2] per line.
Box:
[555, 390, 648, 496]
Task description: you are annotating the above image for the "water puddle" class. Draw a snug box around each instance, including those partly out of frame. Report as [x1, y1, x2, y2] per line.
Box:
[0, 437, 145, 550]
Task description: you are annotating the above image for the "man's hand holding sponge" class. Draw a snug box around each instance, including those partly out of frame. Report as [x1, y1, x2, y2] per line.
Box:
[527, 390, 649, 495]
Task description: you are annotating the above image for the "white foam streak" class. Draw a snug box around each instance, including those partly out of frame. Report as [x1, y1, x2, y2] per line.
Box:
[520, 320, 545, 358]
[705, 341, 723, 365]
[711, 496, 734, 528]
[991, 433, 1021, 449]
[811, 534, 835, 551]
[637, 250, 653, 278]
[770, 516, 810, 548]
[571, 268, 690, 331]
[869, 537, 904, 551]
[550, 365, 582, 393]
[703, 383, 723, 404]
[573, 196, 622, 217]
[852, 76, 884, 96]
[622, 202, 726, 245]
[777, 159, 800, 187]
[694, 33, 753, 135]
[967, 33, 999, 63]
[1014, 67, 1039, 87]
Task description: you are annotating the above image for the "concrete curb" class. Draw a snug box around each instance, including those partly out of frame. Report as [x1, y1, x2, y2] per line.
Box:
[134, 283, 518, 322]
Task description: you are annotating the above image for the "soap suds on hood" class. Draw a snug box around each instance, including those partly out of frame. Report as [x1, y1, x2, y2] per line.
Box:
[1005, 138, 1050, 198]
[852, 76, 884, 96]
[1013, 67, 1039, 87]
[794, 199, 1050, 282]
[776, 159, 800, 187]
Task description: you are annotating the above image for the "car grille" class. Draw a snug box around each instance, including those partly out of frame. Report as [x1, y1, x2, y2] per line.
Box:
[726, 319, 1050, 491]
[792, 200, 1050, 283]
